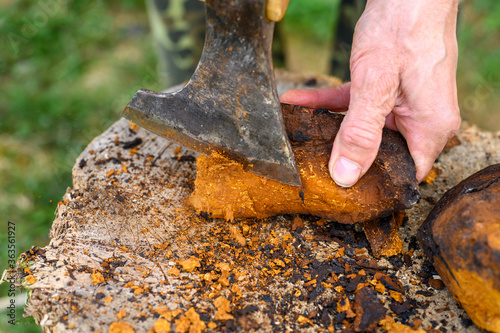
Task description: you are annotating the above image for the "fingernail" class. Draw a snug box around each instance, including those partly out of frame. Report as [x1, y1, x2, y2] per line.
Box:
[330, 157, 362, 187]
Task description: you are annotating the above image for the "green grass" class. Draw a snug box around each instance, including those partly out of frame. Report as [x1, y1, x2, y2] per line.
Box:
[281, 0, 341, 43]
[0, 0, 499, 331]
[457, 0, 500, 131]
[0, 1, 160, 331]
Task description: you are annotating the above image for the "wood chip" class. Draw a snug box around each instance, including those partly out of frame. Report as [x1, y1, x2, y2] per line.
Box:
[380, 274, 405, 294]
[91, 271, 104, 285]
[389, 290, 403, 303]
[362, 213, 403, 258]
[129, 121, 139, 131]
[336, 297, 356, 318]
[174, 308, 206, 333]
[291, 216, 304, 231]
[177, 257, 201, 272]
[214, 296, 233, 321]
[167, 267, 180, 277]
[354, 287, 387, 332]
[152, 318, 170, 333]
[428, 278, 445, 289]
[116, 310, 126, 319]
[379, 315, 426, 333]
[422, 166, 441, 184]
[25, 275, 36, 284]
[297, 315, 313, 326]
[230, 225, 246, 246]
[109, 322, 135, 333]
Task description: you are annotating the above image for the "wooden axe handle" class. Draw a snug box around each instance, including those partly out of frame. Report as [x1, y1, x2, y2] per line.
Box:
[266, 0, 290, 22]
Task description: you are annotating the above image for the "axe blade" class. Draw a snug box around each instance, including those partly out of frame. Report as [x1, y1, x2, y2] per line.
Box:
[123, 0, 301, 186]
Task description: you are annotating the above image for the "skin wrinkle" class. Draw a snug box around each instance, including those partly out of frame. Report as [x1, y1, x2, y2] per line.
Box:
[339, 118, 384, 154]
[350, 74, 397, 114]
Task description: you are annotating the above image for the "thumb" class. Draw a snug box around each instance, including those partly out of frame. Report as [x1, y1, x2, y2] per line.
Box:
[329, 69, 398, 187]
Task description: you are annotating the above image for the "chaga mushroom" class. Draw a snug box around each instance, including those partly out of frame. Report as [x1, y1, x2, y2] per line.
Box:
[189, 104, 419, 224]
[417, 164, 500, 333]
[362, 211, 406, 257]
[354, 287, 387, 332]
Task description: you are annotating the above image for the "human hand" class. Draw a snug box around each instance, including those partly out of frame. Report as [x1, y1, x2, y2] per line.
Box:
[280, 0, 460, 187]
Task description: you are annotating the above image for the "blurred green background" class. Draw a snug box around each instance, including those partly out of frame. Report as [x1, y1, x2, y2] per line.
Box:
[0, 0, 499, 332]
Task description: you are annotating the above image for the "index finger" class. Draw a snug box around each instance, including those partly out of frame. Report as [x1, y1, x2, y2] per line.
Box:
[280, 82, 351, 112]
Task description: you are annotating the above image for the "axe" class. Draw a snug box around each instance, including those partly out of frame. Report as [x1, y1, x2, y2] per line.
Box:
[123, 0, 300, 186]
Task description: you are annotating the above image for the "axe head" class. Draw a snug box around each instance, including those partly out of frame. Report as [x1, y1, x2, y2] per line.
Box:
[123, 0, 301, 186]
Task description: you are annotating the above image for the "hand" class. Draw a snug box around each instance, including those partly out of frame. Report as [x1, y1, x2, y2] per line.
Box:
[280, 0, 461, 186]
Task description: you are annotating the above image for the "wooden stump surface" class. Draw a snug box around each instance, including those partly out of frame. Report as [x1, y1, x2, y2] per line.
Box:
[14, 71, 500, 332]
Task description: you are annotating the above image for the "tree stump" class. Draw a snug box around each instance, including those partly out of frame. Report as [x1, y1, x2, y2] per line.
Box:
[11, 71, 500, 332]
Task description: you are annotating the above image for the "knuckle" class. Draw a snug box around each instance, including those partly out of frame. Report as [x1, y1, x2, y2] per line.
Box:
[350, 65, 399, 112]
[449, 111, 461, 134]
[340, 120, 382, 152]
[436, 107, 461, 139]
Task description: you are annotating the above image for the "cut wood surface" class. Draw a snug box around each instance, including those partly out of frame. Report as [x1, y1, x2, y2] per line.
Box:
[12, 71, 500, 332]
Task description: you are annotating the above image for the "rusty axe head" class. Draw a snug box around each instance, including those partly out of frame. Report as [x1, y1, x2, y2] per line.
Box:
[123, 0, 300, 186]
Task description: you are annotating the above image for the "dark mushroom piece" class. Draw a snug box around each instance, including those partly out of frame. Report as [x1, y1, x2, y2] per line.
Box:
[418, 164, 500, 333]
